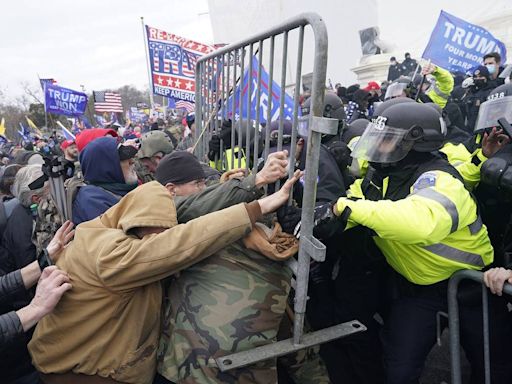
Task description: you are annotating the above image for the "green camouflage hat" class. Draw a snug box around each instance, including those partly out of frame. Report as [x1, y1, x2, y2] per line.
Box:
[137, 130, 174, 159]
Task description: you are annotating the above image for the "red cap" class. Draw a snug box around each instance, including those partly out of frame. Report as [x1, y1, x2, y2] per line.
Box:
[60, 140, 75, 150]
[75, 128, 119, 152]
[364, 81, 381, 91]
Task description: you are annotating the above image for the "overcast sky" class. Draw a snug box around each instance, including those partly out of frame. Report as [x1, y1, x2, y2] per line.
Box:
[2, 0, 511, 103]
[0, 0, 213, 102]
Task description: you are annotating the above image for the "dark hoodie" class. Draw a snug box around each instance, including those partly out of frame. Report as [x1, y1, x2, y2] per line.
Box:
[72, 137, 137, 225]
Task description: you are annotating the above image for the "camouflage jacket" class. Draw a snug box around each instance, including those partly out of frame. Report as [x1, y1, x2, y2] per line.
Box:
[134, 159, 155, 184]
[157, 175, 294, 384]
[32, 195, 63, 255]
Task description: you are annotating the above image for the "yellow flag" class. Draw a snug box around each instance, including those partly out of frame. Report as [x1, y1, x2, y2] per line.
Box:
[0, 118, 5, 136]
[25, 116, 44, 137]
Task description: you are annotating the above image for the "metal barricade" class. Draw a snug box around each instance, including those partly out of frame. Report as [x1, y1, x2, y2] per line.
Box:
[448, 269, 512, 384]
[193, 12, 365, 371]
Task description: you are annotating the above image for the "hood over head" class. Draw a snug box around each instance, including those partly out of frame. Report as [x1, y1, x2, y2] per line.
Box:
[99, 181, 177, 233]
[80, 136, 125, 183]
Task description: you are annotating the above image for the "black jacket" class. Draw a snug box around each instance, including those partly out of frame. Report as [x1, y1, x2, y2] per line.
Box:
[0, 269, 24, 346]
[465, 84, 494, 131]
[0, 268, 35, 382]
[387, 64, 402, 82]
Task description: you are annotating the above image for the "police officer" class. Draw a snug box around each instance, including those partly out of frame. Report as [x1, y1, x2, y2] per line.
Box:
[326, 102, 511, 383]
[463, 65, 495, 131]
[208, 119, 261, 172]
[281, 92, 386, 384]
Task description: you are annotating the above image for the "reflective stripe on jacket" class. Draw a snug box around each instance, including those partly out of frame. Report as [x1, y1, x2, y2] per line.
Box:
[343, 170, 493, 285]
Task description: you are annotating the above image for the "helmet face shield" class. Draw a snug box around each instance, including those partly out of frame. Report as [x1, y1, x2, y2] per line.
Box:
[384, 83, 407, 100]
[474, 96, 512, 133]
[351, 120, 420, 163]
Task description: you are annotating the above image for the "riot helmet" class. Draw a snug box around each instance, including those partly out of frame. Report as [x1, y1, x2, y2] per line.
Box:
[373, 97, 415, 117]
[300, 91, 345, 142]
[474, 96, 512, 133]
[351, 103, 446, 163]
[341, 118, 370, 145]
[487, 83, 512, 100]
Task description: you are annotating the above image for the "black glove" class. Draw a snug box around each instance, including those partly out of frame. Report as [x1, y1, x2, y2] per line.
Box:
[278, 202, 350, 240]
[327, 141, 352, 171]
[277, 205, 302, 235]
[208, 134, 221, 161]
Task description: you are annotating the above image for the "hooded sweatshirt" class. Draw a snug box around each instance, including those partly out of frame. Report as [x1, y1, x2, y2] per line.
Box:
[72, 137, 137, 225]
[29, 181, 256, 384]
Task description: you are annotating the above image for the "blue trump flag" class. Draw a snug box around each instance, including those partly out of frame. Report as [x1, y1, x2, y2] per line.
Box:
[224, 56, 298, 123]
[45, 84, 88, 117]
[422, 10, 507, 73]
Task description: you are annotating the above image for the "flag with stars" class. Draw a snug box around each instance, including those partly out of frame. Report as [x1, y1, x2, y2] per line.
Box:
[224, 56, 299, 124]
[146, 24, 215, 103]
[422, 10, 507, 74]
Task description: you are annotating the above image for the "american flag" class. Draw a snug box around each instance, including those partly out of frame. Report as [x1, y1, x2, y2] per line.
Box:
[93, 91, 123, 113]
[175, 100, 195, 113]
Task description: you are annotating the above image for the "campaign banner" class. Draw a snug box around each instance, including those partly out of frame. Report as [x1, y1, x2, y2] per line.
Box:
[127, 108, 149, 123]
[44, 84, 88, 117]
[422, 10, 507, 73]
[146, 25, 215, 103]
[224, 56, 298, 123]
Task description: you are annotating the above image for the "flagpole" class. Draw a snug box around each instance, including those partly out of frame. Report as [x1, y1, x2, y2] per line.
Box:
[141, 17, 155, 110]
[37, 74, 49, 128]
[81, 85, 95, 126]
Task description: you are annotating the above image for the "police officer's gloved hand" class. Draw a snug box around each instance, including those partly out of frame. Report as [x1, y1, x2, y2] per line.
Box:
[462, 77, 474, 89]
[328, 141, 352, 171]
[277, 205, 302, 235]
[278, 202, 348, 240]
[208, 134, 221, 161]
[219, 120, 233, 148]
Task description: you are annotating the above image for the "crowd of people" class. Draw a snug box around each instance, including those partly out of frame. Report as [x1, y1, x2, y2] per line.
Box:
[2, 48, 512, 384]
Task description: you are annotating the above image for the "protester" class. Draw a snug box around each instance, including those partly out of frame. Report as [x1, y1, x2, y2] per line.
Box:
[345, 89, 370, 123]
[74, 128, 118, 152]
[0, 221, 74, 346]
[28, 170, 300, 384]
[61, 140, 78, 163]
[155, 150, 323, 384]
[0, 165, 50, 276]
[72, 137, 139, 225]
[483, 52, 505, 87]
[135, 130, 174, 183]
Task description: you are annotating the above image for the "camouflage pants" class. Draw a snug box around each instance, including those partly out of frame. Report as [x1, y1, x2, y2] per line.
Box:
[157, 245, 292, 384]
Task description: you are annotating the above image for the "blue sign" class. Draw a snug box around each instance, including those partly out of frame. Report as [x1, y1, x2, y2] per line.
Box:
[128, 108, 149, 123]
[45, 84, 88, 117]
[225, 56, 298, 123]
[422, 11, 507, 74]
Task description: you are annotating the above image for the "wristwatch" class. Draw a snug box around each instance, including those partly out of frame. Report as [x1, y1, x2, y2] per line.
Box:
[37, 249, 52, 271]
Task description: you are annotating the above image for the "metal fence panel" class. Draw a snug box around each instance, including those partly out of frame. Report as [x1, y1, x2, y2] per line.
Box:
[448, 269, 512, 384]
[193, 12, 363, 370]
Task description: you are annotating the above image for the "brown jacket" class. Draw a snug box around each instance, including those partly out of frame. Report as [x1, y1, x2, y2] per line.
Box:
[28, 181, 255, 384]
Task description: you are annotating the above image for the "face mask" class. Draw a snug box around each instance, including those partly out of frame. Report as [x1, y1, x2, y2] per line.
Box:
[485, 64, 496, 75]
[474, 79, 486, 88]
